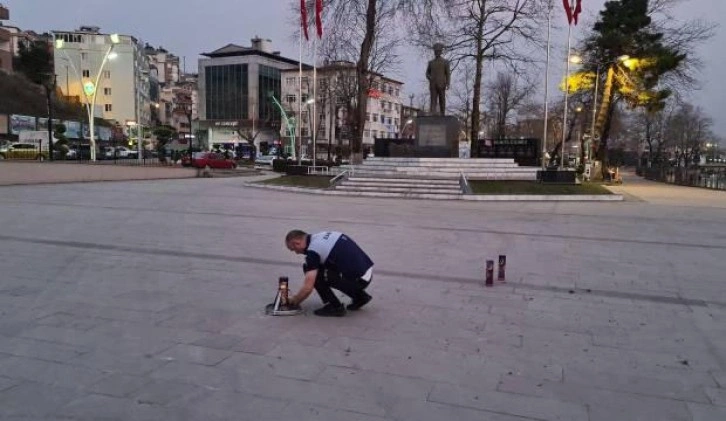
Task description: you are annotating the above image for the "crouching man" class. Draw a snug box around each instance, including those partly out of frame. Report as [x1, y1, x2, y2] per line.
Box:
[285, 230, 373, 317]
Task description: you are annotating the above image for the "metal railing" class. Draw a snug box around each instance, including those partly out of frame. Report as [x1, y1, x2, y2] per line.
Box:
[642, 165, 726, 191]
[330, 169, 350, 186]
[459, 171, 472, 194]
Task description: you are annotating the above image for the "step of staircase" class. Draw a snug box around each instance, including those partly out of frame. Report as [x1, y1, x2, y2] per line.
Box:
[346, 177, 459, 185]
[336, 185, 462, 194]
[335, 175, 463, 197]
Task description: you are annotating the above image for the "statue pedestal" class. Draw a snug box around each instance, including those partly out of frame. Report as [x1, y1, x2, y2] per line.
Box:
[413, 115, 460, 158]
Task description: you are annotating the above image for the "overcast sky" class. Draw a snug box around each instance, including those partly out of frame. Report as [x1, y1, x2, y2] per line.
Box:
[5, 0, 724, 136]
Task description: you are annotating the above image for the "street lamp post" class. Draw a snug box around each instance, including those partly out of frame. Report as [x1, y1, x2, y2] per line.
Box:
[55, 34, 119, 161]
[269, 92, 296, 159]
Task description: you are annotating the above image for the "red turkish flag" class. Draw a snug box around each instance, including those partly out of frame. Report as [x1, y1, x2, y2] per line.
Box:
[563, 0, 583, 25]
[562, 0, 573, 24]
[300, 0, 309, 41]
[572, 0, 582, 25]
[315, 0, 323, 38]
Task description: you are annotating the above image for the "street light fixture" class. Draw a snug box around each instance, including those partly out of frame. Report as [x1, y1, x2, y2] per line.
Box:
[54, 33, 120, 161]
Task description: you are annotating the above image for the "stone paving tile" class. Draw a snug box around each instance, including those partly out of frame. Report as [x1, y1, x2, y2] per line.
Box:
[0, 356, 106, 390]
[155, 344, 233, 366]
[387, 398, 544, 421]
[705, 387, 726, 406]
[179, 390, 285, 421]
[687, 402, 726, 421]
[131, 379, 208, 406]
[0, 375, 18, 392]
[279, 402, 387, 421]
[58, 393, 197, 421]
[315, 365, 435, 401]
[68, 349, 171, 377]
[0, 382, 85, 418]
[0, 336, 88, 363]
[560, 365, 713, 402]
[218, 350, 327, 382]
[35, 312, 109, 331]
[712, 371, 726, 388]
[427, 382, 588, 421]
[498, 374, 694, 421]
[190, 333, 245, 350]
[87, 374, 153, 398]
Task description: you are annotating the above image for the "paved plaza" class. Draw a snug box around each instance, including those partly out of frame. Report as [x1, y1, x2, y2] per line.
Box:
[0, 171, 725, 420]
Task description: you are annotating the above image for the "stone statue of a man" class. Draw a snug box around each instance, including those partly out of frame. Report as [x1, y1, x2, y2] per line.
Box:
[426, 43, 451, 116]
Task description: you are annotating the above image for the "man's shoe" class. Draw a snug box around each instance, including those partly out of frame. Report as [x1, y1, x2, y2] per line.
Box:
[347, 294, 372, 311]
[313, 303, 346, 317]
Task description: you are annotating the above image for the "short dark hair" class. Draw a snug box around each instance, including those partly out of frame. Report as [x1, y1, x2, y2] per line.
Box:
[285, 230, 307, 243]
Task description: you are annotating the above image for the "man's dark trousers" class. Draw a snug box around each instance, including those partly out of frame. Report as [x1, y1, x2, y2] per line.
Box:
[313, 268, 369, 306]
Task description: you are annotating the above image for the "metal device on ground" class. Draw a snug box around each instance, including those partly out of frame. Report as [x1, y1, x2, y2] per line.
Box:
[498, 255, 506, 282]
[485, 260, 494, 287]
[265, 276, 303, 316]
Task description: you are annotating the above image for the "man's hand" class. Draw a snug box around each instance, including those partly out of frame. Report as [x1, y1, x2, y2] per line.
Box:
[289, 269, 318, 307]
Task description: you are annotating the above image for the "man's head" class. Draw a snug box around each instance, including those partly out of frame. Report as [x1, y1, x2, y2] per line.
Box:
[285, 230, 308, 254]
[433, 43, 444, 57]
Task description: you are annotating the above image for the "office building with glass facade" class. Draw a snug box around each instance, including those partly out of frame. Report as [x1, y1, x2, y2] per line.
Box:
[198, 38, 310, 152]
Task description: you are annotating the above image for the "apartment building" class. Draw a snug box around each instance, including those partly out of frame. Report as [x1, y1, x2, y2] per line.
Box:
[52, 26, 153, 128]
[280, 61, 404, 158]
[0, 4, 12, 72]
[198, 37, 311, 151]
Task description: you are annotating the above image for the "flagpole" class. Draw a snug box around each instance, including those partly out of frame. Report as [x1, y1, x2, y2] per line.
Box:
[560, 0, 574, 170]
[313, 36, 317, 168]
[542, 0, 553, 170]
[298, 23, 303, 164]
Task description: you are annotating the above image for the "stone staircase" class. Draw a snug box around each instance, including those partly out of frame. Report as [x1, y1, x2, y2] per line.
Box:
[329, 157, 539, 199]
[349, 157, 538, 180]
[334, 176, 463, 199]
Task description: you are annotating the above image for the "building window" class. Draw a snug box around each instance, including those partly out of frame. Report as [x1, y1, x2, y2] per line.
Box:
[387, 117, 392, 125]
[286, 95, 296, 104]
[103, 70, 111, 79]
[258, 64, 282, 122]
[82, 69, 90, 77]
[395, 89, 399, 96]
[372, 114, 378, 122]
[104, 104, 112, 112]
[103, 88, 112, 95]
[364, 130, 370, 138]
[80, 52, 88, 60]
[205, 64, 249, 120]
[286, 77, 296, 86]
[366, 113, 370, 121]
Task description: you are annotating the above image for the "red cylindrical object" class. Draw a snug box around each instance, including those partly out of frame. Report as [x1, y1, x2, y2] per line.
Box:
[485, 260, 494, 287]
[498, 255, 506, 282]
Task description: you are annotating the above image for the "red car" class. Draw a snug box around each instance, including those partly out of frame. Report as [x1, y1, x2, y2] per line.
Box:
[191, 152, 237, 169]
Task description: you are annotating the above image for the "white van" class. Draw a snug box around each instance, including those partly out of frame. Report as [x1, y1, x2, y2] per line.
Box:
[18, 131, 59, 152]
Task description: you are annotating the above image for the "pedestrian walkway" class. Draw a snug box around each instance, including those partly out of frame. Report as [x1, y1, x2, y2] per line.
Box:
[0, 162, 197, 186]
[0, 177, 724, 420]
[605, 169, 726, 208]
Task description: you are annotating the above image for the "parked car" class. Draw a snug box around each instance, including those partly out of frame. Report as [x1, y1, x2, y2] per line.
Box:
[254, 154, 277, 167]
[191, 152, 237, 169]
[0, 143, 49, 161]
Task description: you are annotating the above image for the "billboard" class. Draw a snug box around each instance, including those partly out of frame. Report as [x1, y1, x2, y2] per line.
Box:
[10, 115, 37, 134]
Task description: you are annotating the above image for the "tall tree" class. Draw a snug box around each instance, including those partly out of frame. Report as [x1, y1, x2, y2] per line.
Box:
[486, 70, 534, 140]
[405, 0, 545, 156]
[582, 0, 713, 173]
[14, 40, 53, 85]
[301, 0, 402, 163]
